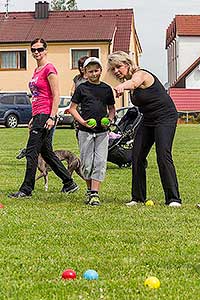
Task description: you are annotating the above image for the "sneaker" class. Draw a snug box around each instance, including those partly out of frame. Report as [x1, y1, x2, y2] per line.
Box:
[125, 200, 139, 206]
[168, 201, 181, 207]
[61, 181, 79, 194]
[8, 191, 31, 198]
[85, 190, 91, 204]
[88, 193, 101, 206]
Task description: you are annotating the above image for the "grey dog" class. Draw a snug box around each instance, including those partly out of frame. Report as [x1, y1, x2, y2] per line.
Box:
[16, 148, 84, 191]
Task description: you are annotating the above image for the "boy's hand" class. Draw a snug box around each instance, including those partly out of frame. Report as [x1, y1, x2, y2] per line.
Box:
[101, 117, 111, 129]
[84, 119, 97, 128]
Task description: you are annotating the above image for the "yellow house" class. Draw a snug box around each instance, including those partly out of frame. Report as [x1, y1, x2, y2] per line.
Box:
[0, 1, 142, 108]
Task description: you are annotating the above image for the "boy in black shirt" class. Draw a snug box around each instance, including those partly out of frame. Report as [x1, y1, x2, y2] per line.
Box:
[69, 57, 115, 206]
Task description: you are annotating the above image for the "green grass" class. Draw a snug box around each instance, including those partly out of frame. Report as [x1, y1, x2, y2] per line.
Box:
[0, 125, 200, 300]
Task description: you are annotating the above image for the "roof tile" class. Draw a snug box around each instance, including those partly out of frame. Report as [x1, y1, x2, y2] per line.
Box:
[170, 88, 200, 111]
[0, 9, 133, 52]
[166, 15, 200, 48]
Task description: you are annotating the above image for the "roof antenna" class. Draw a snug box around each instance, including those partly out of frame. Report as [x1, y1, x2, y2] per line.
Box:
[5, 0, 9, 18]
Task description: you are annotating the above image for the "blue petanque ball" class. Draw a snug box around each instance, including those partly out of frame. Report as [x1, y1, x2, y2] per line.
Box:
[83, 269, 99, 280]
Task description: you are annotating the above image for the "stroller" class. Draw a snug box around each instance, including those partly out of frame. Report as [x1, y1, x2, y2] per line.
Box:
[107, 106, 143, 168]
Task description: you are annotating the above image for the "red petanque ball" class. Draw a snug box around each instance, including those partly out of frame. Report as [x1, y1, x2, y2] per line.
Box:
[62, 269, 76, 280]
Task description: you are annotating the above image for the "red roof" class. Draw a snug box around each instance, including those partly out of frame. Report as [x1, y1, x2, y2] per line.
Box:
[169, 88, 200, 111]
[0, 9, 134, 52]
[166, 15, 200, 48]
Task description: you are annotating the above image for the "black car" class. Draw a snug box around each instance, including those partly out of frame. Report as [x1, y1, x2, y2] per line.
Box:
[0, 93, 32, 128]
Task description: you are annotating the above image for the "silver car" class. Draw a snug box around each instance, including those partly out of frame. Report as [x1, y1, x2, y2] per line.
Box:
[57, 96, 74, 128]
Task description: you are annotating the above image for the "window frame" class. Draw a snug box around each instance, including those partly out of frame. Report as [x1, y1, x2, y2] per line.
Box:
[0, 49, 28, 71]
[70, 48, 101, 70]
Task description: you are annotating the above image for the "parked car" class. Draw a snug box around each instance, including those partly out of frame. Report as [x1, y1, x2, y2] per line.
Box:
[0, 92, 32, 128]
[57, 96, 74, 128]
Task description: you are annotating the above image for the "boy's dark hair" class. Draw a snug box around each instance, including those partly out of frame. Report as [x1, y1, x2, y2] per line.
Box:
[31, 38, 48, 49]
[78, 56, 89, 75]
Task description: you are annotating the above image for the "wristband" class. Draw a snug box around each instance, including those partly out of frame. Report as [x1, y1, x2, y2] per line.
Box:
[49, 116, 56, 121]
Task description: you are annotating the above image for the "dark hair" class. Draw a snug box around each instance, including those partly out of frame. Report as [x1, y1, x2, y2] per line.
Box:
[78, 56, 89, 75]
[30, 38, 47, 49]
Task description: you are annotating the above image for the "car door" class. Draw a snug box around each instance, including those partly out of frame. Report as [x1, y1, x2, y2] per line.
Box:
[15, 95, 32, 124]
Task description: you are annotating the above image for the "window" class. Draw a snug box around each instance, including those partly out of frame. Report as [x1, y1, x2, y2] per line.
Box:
[0, 50, 27, 70]
[71, 49, 99, 69]
[0, 95, 14, 104]
[15, 95, 28, 105]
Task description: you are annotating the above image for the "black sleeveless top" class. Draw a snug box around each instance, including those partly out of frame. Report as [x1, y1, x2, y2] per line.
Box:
[130, 70, 178, 126]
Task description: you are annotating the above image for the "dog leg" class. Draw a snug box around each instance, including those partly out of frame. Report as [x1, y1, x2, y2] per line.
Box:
[44, 173, 48, 192]
[68, 158, 85, 180]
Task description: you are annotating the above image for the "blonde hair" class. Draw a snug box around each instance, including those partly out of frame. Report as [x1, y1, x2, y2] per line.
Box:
[107, 51, 138, 79]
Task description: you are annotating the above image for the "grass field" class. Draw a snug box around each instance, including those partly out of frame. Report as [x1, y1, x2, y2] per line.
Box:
[0, 125, 200, 300]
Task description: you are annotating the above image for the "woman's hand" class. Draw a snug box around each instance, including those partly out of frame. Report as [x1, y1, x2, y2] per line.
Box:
[28, 118, 33, 130]
[44, 118, 55, 130]
[114, 84, 125, 98]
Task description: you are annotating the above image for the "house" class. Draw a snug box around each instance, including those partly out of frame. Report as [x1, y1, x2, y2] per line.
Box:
[0, 1, 142, 108]
[166, 15, 200, 118]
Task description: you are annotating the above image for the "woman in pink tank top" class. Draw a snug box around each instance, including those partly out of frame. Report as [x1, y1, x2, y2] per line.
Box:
[9, 38, 78, 198]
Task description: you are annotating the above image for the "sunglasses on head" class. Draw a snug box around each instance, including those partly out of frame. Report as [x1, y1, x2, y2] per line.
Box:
[31, 47, 45, 53]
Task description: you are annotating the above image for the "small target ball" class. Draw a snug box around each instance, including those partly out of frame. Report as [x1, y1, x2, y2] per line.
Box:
[144, 276, 160, 289]
[145, 200, 154, 206]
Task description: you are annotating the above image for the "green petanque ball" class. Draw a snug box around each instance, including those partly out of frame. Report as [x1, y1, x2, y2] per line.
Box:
[101, 117, 110, 126]
[87, 118, 97, 127]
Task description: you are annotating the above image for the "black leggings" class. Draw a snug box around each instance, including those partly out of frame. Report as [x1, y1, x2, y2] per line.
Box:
[132, 123, 181, 204]
[20, 114, 72, 195]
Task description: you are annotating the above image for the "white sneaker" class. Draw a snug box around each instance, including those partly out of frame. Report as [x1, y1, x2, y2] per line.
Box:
[126, 200, 139, 206]
[168, 202, 181, 207]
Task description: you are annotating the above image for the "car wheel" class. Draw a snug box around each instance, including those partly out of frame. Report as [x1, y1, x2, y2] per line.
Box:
[5, 114, 18, 128]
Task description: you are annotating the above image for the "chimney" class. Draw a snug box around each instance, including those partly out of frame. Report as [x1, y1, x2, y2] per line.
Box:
[35, 1, 49, 19]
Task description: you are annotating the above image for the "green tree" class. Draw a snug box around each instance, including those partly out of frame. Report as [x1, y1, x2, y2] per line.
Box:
[51, 0, 78, 11]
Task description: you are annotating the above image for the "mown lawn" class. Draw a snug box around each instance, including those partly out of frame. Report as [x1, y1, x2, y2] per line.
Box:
[0, 125, 200, 300]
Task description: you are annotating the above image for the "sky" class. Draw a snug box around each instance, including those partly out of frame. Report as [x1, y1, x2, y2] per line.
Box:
[1, 0, 200, 83]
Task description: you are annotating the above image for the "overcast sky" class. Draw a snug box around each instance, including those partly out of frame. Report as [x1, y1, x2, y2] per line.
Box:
[1, 0, 200, 83]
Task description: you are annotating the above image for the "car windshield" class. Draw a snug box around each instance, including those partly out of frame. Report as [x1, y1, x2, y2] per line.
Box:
[59, 97, 71, 108]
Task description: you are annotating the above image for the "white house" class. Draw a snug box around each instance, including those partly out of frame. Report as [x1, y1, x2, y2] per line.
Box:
[166, 15, 200, 117]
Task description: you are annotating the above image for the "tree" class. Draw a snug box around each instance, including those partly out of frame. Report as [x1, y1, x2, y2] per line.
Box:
[51, 0, 78, 11]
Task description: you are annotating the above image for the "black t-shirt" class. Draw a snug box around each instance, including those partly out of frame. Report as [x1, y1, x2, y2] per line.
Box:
[130, 69, 178, 126]
[71, 81, 115, 132]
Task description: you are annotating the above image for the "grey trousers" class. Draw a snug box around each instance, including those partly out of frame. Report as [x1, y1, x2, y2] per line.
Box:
[78, 130, 108, 182]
